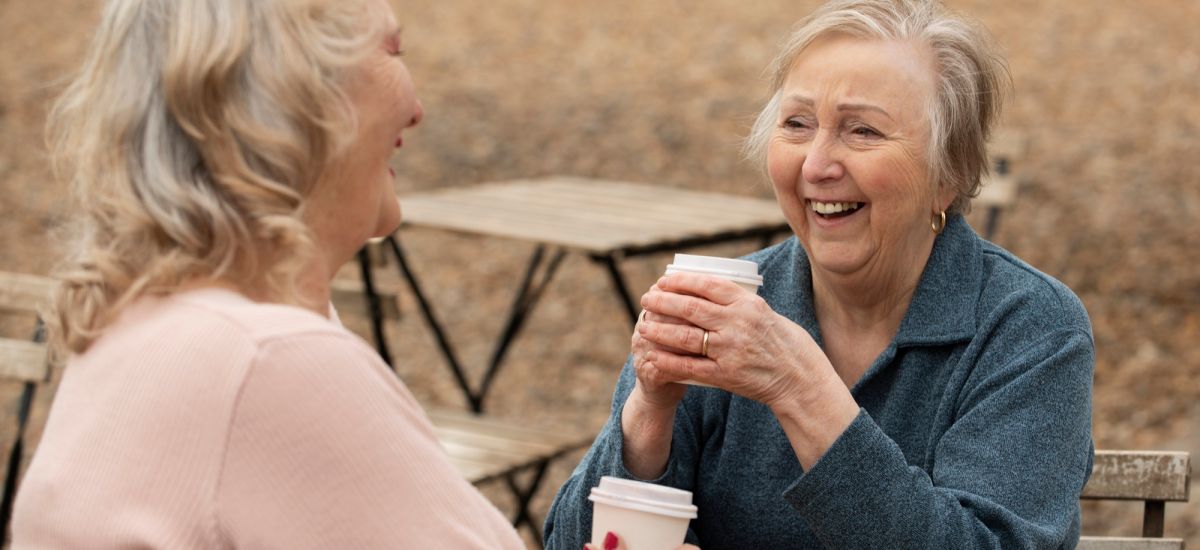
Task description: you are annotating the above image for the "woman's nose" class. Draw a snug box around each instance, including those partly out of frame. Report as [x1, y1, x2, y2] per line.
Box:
[802, 130, 845, 184]
[409, 99, 424, 127]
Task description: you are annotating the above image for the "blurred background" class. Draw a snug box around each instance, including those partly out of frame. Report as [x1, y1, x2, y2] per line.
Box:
[1, 0, 1196, 546]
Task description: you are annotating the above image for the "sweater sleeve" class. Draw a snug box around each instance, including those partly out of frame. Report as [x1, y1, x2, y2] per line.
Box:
[783, 328, 1095, 549]
[214, 331, 524, 549]
[543, 355, 704, 549]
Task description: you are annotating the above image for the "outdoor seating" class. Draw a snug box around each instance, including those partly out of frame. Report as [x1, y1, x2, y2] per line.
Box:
[973, 130, 1028, 240]
[426, 408, 593, 546]
[0, 271, 55, 538]
[1080, 450, 1191, 549]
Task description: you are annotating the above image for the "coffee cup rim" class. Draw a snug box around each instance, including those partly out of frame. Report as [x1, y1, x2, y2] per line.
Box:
[589, 489, 699, 519]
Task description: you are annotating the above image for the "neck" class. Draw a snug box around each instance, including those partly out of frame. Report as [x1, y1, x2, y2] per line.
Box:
[810, 237, 934, 335]
[191, 248, 337, 318]
[293, 248, 336, 317]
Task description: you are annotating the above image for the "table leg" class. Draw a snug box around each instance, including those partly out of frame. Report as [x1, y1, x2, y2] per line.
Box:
[984, 206, 1002, 241]
[477, 247, 566, 411]
[593, 254, 639, 327]
[389, 236, 567, 413]
[505, 461, 551, 548]
[356, 247, 393, 367]
[1, 320, 46, 533]
[389, 236, 477, 409]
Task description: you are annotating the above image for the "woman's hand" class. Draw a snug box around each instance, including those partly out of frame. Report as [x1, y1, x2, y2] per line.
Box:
[630, 286, 693, 409]
[585, 531, 699, 550]
[638, 272, 859, 469]
[637, 273, 824, 407]
[618, 283, 696, 479]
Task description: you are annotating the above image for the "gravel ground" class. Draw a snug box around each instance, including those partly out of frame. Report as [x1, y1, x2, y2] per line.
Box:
[1, 0, 1197, 547]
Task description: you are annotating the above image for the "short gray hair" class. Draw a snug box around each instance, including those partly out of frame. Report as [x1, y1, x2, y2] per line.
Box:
[744, 0, 1010, 214]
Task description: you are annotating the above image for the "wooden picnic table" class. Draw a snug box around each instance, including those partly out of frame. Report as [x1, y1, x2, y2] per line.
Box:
[362, 176, 788, 413]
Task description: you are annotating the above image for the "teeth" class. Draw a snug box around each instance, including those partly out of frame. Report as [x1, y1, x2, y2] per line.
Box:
[810, 201, 862, 214]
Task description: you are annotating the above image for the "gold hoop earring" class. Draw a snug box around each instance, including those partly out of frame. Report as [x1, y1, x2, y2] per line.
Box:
[931, 210, 946, 234]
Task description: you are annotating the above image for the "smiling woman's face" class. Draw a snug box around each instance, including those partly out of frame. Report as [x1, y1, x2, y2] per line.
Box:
[304, 0, 423, 266]
[767, 34, 952, 284]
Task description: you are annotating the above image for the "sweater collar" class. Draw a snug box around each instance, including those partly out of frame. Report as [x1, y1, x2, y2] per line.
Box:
[783, 214, 980, 348]
[891, 214, 980, 347]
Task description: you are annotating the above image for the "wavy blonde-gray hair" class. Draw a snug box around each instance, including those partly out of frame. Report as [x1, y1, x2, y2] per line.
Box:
[48, 0, 385, 354]
[744, 0, 1010, 214]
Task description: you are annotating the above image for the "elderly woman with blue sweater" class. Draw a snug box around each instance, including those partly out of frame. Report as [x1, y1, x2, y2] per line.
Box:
[545, 0, 1093, 548]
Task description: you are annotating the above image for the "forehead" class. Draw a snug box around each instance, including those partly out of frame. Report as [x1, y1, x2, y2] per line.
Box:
[782, 35, 937, 118]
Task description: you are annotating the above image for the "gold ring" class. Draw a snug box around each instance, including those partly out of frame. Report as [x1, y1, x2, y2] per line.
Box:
[701, 330, 709, 357]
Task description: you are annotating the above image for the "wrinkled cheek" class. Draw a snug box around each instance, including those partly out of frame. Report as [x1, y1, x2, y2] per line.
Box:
[767, 147, 804, 205]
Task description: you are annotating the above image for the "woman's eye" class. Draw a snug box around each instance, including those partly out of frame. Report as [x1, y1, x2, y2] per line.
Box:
[851, 125, 881, 138]
[782, 118, 811, 130]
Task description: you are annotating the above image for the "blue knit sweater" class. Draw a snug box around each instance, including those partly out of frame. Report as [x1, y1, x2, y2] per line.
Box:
[544, 215, 1094, 549]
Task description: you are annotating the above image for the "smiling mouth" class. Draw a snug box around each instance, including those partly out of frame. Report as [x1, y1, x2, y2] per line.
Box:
[809, 200, 864, 219]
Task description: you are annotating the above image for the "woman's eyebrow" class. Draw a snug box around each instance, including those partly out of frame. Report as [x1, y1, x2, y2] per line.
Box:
[837, 102, 893, 120]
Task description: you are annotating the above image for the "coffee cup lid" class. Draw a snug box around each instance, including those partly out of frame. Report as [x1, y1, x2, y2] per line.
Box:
[588, 476, 698, 519]
[671, 254, 758, 275]
[666, 254, 763, 288]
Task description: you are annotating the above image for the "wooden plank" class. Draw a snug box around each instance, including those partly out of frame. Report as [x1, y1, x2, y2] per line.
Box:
[0, 271, 56, 315]
[1083, 451, 1191, 502]
[426, 408, 590, 447]
[1077, 537, 1185, 550]
[427, 408, 594, 486]
[976, 173, 1018, 209]
[0, 338, 49, 383]
[399, 177, 786, 252]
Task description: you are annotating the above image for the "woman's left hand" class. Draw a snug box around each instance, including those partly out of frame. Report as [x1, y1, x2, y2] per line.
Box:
[637, 272, 830, 409]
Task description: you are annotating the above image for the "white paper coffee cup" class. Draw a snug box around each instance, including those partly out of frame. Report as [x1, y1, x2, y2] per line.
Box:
[589, 476, 697, 550]
[661, 254, 763, 386]
[664, 254, 763, 294]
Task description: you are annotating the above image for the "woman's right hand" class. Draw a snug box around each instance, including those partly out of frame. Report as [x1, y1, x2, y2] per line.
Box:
[585, 531, 699, 550]
[620, 284, 694, 479]
[630, 297, 692, 410]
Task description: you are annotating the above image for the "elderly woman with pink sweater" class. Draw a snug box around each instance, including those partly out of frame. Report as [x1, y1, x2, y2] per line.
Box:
[10, 0, 526, 547]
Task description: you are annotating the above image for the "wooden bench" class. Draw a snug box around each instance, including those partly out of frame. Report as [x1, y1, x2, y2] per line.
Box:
[973, 130, 1028, 240]
[1080, 450, 1191, 549]
[427, 408, 593, 546]
[0, 271, 55, 538]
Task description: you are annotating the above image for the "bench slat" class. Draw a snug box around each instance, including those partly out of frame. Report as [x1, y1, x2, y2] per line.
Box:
[0, 272, 56, 315]
[0, 338, 50, 383]
[330, 278, 401, 320]
[1077, 536, 1185, 550]
[426, 409, 593, 486]
[1083, 451, 1191, 502]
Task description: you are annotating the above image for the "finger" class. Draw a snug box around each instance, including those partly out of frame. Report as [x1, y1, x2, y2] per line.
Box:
[638, 351, 692, 385]
[645, 349, 718, 384]
[658, 272, 748, 306]
[641, 287, 720, 329]
[642, 309, 691, 326]
[632, 326, 690, 357]
[638, 316, 706, 356]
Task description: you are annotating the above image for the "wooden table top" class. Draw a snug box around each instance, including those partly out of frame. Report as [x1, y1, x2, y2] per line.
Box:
[398, 176, 788, 254]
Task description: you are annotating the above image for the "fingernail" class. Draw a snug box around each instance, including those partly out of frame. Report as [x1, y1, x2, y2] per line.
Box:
[604, 531, 619, 550]
[644, 351, 655, 362]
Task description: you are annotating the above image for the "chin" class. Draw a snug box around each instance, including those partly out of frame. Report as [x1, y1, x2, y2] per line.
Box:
[371, 206, 402, 238]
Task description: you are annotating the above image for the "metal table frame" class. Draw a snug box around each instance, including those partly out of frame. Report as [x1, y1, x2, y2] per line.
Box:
[358, 225, 785, 413]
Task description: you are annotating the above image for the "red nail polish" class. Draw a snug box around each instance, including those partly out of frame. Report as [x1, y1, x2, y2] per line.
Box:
[604, 531, 619, 550]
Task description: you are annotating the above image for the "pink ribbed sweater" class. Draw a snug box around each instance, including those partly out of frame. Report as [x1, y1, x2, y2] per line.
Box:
[11, 288, 524, 549]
